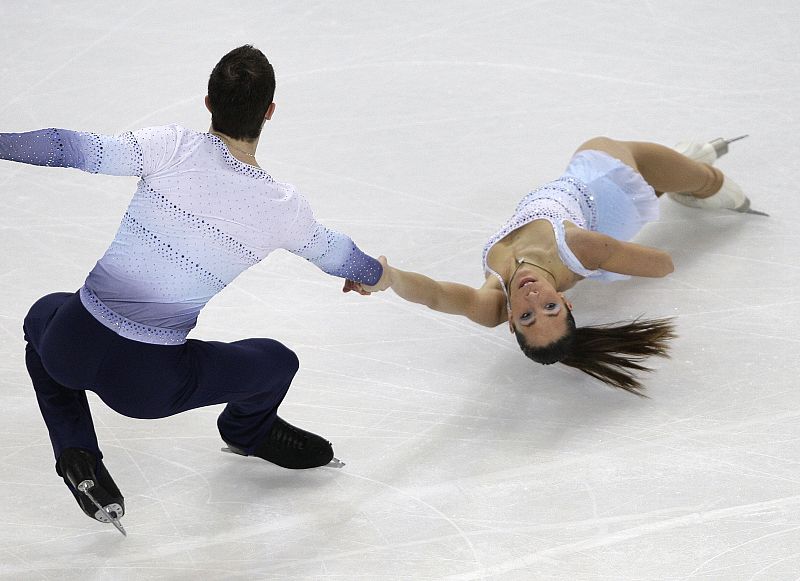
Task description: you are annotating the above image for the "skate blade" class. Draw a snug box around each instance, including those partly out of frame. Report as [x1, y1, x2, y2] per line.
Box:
[94, 506, 127, 537]
[223, 446, 344, 468]
[78, 481, 127, 537]
[724, 134, 749, 145]
[220, 446, 246, 456]
[327, 457, 346, 468]
[734, 207, 769, 217]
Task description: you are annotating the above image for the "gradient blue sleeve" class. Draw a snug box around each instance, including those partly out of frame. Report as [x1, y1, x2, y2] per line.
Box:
[0, 127, 173, 176]
[285, 193, 383, 285]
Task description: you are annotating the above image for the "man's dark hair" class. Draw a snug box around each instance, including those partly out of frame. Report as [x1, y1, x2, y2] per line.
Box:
[207, 45, 275, 140]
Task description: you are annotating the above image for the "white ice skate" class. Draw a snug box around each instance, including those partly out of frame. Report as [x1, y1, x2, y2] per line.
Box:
[668, 135, 768, 216]
[674, 134, 748, 165]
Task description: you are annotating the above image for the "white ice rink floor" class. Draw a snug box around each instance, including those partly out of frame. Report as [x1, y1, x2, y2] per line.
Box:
[2, 2, 800, 579]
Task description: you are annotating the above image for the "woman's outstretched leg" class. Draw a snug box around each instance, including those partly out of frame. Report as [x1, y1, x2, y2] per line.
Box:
[574, 136, 752, 210]
[620, 140, 724, 198]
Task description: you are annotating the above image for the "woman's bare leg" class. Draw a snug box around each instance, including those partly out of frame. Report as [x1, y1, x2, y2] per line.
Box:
[574, 137, 722, 198]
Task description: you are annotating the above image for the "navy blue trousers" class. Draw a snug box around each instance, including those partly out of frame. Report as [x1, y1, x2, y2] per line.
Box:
[23, 292, 299, 465]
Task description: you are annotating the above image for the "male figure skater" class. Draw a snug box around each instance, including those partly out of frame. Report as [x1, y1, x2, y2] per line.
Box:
[0, 45, 383, 534]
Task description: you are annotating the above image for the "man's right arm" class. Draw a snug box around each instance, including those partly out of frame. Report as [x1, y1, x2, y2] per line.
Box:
[0, 126, 177, 177]
[283, 191, 383, 286]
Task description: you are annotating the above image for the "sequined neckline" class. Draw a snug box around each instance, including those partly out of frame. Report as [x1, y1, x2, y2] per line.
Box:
[206, 134, 272, 180]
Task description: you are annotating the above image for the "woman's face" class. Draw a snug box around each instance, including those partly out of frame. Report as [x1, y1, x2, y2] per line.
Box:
[507, 268, 572, 346]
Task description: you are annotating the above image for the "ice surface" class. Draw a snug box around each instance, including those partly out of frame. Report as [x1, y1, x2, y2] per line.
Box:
[2, 2, 799, 579]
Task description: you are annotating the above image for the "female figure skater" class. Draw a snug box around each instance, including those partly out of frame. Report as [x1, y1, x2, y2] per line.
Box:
[346, 135, 758, 395]
[1, 45, 384, 534]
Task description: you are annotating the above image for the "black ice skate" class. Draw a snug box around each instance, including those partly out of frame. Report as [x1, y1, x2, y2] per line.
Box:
[221, 416, 343, 469]
[57, 448, 127, 536]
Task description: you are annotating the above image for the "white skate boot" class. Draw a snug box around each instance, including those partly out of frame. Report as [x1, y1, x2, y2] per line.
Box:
[668, 135, 767, 215]
[673, 135, 748, 164]
[668, 177, 751, 211]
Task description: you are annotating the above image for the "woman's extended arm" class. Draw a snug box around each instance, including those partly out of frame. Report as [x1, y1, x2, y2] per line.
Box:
[358, 257, 507, 327]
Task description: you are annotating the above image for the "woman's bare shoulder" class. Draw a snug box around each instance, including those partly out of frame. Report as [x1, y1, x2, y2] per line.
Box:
[481, 274, 504, 291]
[563, 225, 609, 270]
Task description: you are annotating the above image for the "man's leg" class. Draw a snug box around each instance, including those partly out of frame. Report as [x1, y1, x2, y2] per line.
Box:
[91, 335, 334, 469]
[190, 338, 334, 468]
[23, 292, 122, 528]
[205, 338, 299, 453]
[23, 293, 102, 461]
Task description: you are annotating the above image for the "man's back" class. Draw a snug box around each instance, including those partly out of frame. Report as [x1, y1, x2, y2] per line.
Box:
[84, 124, 305, 339]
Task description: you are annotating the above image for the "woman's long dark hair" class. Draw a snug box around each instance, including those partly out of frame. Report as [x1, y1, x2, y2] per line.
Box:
[515, 313, 676, 396]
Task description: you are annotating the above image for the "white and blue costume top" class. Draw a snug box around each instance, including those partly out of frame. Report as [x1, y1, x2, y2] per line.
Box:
[483, 150, 660, 291]
[1, 125, 383, 345]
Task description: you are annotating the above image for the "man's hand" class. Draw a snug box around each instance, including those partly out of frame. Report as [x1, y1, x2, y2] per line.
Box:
[342, 256, 393, 295]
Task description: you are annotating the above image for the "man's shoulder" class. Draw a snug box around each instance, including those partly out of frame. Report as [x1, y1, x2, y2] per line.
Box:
[132, 124, 197, 141]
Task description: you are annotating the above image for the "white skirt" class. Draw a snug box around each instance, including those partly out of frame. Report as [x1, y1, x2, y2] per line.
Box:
[563, 150, 660, 242]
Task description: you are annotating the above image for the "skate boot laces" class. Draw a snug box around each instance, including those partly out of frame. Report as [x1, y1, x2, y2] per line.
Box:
[255, 417, 335, 469]
[220, 417, 340, 469]
[269, 418, 309, 451]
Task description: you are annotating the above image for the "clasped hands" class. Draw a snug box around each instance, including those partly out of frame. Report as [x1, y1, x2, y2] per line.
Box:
[342, 256, 392, 295]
